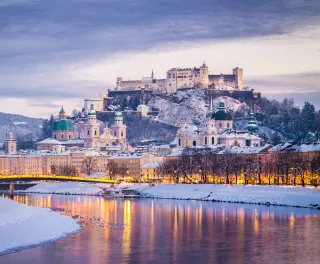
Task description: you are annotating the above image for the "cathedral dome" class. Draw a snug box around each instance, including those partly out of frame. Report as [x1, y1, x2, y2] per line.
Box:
[52, 119, 74, 131]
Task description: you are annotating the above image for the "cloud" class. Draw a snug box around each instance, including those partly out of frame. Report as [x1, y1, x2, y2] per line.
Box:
[0, 0, 319, 115]
[247, 72, 320, 94]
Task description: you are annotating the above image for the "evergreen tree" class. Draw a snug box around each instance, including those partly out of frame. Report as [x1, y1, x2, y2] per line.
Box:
[271, 132, 282, 145]
[300, 101, 317, 141]
[41, 114, 55, 139]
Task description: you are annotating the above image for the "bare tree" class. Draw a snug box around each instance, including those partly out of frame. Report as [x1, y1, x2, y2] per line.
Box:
[81, 157, 97, 176]
[311, 152, 320, 187]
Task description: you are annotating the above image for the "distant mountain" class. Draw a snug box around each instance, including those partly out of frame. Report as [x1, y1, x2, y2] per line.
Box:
[0, 112, 43, 143]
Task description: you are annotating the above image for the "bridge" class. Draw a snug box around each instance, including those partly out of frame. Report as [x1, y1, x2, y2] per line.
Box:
[0, 175, 116, 183]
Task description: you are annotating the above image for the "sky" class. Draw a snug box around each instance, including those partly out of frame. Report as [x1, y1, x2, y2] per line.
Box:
[0, 0, 319, 118]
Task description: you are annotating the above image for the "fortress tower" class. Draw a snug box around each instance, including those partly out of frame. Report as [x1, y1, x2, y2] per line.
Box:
[199, 62, 209, 88]
[5, 130, 17, 155]
[233, 67, 243, 89]
[84, 104, 101, 148]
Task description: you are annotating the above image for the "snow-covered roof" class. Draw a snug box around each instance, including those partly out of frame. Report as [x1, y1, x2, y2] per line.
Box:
[36, 138, 61, 145]
[108, 152, 147, 159]
[219, 130, 261, 140]
[218, 144, 271, 154]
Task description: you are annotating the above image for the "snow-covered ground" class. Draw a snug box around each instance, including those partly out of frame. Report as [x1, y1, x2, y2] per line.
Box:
[0, 196, 81, 255]
[20, 182, 104, 195]
[128, 184, 320, 208]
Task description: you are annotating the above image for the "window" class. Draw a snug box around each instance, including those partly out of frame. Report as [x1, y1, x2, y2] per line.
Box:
[69, 134, 71, 139]
[94, 130, 97, 136]
[54, 134, 57, 139]
[121, 131, 123, 137]
[179, 138, 181, 146]
[193, 141, 196, 146]
[87, 130, 90, 136]
[227, 122, 230, 129]
[212, 137, 214, 145]
[246, 140, 251, 147]
[61, 134, 64, 139]
[205, 137, 207, 145]
[114, 132, 117, 136]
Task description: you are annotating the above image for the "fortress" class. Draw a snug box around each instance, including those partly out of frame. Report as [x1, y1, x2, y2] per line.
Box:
[116, 62, 244, 93]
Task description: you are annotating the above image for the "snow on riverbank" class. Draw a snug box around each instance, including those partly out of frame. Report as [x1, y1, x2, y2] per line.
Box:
[137, 184, 320, 208]
[0, 196, 81, 255]
[21, 182, 103, 195]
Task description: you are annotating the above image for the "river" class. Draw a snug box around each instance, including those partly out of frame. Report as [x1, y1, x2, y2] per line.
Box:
[1, 194, 320, 264]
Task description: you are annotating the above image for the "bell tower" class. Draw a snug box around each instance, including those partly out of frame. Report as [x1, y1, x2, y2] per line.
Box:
[110, 112, 127, 144]
[84, 104, 101, 148]
[5, 130, 17, 155]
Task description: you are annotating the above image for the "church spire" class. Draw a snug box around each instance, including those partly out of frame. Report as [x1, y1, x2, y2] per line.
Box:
[151, 69, 154, 79]
[247, 110, 257, 134]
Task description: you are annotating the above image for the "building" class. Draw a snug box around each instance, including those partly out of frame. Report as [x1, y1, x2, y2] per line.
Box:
[116, 63, 244, 93]
[108, 153, 163, 180]
[83, 93, 106, 114]
[4, 130, 17, 155]
[172, 101, 261, 149]
[37, 105, 130, 152]
[52, 107, 74, 141]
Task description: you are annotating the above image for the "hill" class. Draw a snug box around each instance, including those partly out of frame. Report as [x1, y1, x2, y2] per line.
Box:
[0, 112, 43, 144]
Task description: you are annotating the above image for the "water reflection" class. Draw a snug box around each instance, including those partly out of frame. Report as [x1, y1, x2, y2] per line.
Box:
[1, 194, 320, 264]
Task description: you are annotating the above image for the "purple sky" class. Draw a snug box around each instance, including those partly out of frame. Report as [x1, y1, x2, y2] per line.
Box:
[0, 0, 319, 117]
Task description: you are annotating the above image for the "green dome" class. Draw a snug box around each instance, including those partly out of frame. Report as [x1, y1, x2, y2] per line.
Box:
[115, 111, 123, 118]
[52, 119, 74, 131]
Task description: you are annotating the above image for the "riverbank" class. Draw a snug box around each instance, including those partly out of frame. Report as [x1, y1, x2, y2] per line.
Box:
[0, 196, 81, 255]
[17, 182, 320, 209]
[134, 184, 320, 209]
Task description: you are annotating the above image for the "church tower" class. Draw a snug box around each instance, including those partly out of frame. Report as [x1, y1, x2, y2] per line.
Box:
[84, 104, 101, 148]
[247, 110, 258, 134]
[110, 112, 127, 145]
[5, 130, 17, 155]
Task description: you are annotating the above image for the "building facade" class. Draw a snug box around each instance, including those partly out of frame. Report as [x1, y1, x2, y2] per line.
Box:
[116, 63, 244, 93]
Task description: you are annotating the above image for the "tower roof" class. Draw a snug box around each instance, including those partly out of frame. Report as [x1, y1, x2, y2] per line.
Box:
[115, 111, 123, 118]
[212, 101, 232, 120]
[247, 111, 257, 133]
[88, 103, 96, 116]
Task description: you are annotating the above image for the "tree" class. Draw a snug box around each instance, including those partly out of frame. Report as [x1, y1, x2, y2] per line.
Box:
[108, 160, 128, 179]
[300, 102, 317, 141]
[310, 152, 320, 187]
[81, 157, 97, 176]
[271, 132, 282, 145]
[161, 158, 182, 183]
[41, 114, 55, 139]
[193, 149, 212, 183]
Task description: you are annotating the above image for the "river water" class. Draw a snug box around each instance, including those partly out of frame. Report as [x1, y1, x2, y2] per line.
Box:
[1, 194, 320, 264]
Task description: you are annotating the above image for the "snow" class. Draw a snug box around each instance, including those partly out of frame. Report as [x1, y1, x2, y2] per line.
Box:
[0, 196, 81, 255]
[21, 182, 104, 195]
[136, 184, 320, 208]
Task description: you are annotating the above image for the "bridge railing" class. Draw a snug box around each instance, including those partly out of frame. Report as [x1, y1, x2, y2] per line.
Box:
[0, 175, 116, 183]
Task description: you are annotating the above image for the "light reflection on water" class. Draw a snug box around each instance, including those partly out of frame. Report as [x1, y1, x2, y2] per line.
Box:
[1, 194, 320, 264]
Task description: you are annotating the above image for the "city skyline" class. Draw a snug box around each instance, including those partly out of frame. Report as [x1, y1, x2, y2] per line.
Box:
[0, 0, 319, 117]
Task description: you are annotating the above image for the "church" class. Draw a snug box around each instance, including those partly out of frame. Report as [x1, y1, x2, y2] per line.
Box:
[171, 100, 262, 150]
[36, 105, 130, 151]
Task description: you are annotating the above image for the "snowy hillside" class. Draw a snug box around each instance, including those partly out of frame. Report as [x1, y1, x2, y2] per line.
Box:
[147, 89, 250, 125]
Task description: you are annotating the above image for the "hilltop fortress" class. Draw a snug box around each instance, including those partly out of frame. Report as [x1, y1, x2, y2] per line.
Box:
[116, 62, 244, 93]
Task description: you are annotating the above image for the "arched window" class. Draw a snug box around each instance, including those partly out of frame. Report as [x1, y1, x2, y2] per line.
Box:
[54, 134, 56, 139]
[87, 130, 90, 136]
[69, 134, 71, 139]
[227, 122, 230, 129]
[121, 131, 123, 137]
[205, 137, 207, 145]
[114, 132, 117, 136]
[179, 138, 181, 146]
[193, 141, 196, 146]
[94, 130, 97, 136]
[212, 137, 214, 145]
[61, 134, 64, 139]
[219, 122, 222, 128]
[234, 141, 238, 147]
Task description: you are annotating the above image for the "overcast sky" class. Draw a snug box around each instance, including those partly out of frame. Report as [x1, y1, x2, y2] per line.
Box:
[0, 0, 319, 118]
